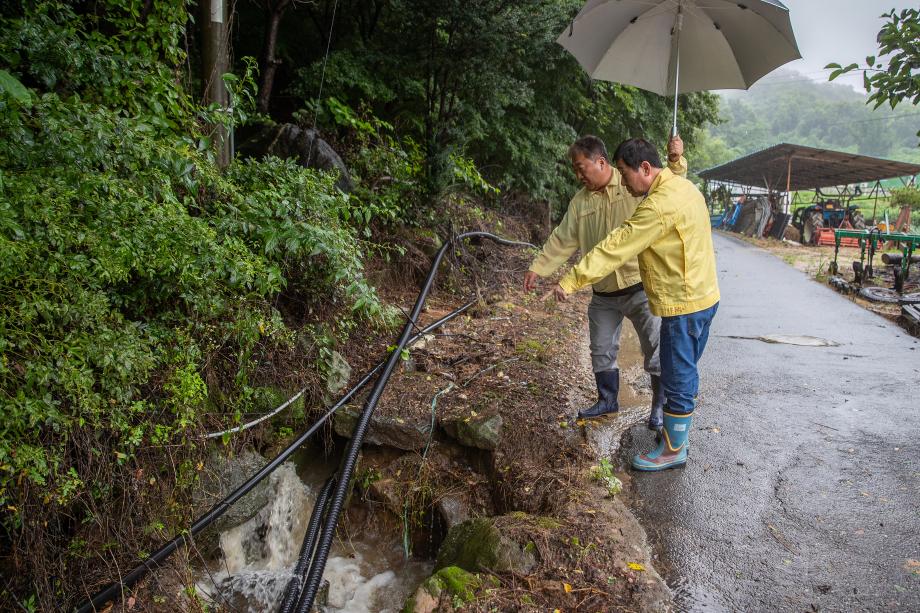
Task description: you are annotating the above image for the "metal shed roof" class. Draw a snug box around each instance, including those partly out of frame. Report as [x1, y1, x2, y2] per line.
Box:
[697, 143, 920, 191]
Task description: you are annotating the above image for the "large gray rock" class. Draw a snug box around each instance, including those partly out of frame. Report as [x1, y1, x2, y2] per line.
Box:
[435, 516, 537, 575]
[238, 123, 353, 192]
[194, 452, 307, 557]
[440, 412, 503, 450]
[436, 494, 472, 530]
[333, 405, 432, 451]
[325, 350, 351, 395]
[196, 451, 273, 536]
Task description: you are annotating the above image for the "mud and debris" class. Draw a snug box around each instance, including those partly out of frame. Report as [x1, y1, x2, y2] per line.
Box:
[328, 245, 672, 611]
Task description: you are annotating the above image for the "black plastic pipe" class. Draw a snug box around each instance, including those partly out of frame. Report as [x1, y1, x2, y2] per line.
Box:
[293, 232, 534, 612]
[76, 297, 480, 612]
[278, 476, 336, 613]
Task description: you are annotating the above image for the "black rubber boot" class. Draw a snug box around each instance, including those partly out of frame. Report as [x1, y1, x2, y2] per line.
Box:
[648, 375, 665, 432]
[578, 369, 620, 419]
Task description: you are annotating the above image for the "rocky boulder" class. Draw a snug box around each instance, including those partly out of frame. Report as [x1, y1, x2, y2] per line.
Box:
[333, 405, 432, 451]
[402, 566, 490, 613]
[440, 411, 503, 450]
[238, 123, 353, 192]
[434, 516, 537, 575]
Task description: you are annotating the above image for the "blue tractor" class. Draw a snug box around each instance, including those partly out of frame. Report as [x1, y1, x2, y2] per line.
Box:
[791, 199, 866, 245]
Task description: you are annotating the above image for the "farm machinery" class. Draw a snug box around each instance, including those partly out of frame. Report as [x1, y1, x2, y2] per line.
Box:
[791, 199, 866, 245]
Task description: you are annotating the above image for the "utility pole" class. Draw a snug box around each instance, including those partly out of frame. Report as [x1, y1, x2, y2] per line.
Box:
[201, 0, 232, 167]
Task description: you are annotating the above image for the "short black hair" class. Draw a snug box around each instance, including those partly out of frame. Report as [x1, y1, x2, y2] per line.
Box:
[613, 138, 662, 170]
[569, 135, 608, 162]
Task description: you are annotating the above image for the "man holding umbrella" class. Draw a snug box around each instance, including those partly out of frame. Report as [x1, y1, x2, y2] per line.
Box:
[544, 137, 719, 472]
[523, 135, 686, 433]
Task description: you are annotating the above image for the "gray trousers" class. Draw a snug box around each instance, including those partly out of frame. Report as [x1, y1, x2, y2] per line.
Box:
[588, 289, 661, 375]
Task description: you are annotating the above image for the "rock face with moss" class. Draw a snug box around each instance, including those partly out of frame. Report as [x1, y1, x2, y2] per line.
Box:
[440, 412, 503, 450]
[333, 404, 433, 450]
[434, 516, 537, 574]
[402, 566, 487, 613]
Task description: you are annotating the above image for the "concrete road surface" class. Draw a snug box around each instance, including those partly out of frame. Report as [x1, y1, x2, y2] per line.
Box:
[623, 232, 920, 612]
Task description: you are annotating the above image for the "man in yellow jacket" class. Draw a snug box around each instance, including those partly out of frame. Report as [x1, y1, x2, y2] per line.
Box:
[546, 137, 719, 471]
[523, 135, 686, 432]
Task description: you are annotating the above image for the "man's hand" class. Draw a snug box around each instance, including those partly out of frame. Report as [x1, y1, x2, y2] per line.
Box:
[540, 283, 569, 302]
[523, 270, 540, 293]
[667, 135, 684, 162]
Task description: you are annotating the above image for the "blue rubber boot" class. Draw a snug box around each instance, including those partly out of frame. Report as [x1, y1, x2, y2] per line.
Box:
[632, 411, 692, 471]
[577, 369, 620, 419]
[647, 375, 665, 432]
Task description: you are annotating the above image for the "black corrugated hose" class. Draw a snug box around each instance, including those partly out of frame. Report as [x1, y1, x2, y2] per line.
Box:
[278, 476, 336, 613]
[76, 230, 533, 612]
[291, 231, 534, 612]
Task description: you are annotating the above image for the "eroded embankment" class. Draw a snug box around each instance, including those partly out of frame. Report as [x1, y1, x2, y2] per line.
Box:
[325, 277, 674, 611]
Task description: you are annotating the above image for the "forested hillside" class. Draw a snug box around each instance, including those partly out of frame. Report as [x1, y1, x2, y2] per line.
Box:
[695, 68, 920, 170]
[0, 1, 719, 609]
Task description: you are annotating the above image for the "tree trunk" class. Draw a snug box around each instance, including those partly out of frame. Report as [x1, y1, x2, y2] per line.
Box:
[201, 0, 231, 167]
[257, 0, 292, 114]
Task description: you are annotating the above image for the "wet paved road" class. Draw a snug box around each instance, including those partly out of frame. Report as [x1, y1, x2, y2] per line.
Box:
[623, 233, 920, 612]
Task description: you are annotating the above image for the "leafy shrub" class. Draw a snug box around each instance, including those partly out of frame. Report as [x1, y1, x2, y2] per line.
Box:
[0, 2, 390, 608]
[890, 186, 920, 211]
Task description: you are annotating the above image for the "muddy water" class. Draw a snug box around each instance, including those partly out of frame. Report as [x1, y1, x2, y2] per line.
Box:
[196, 449, 432, 613]
[573, 318, 653, 459]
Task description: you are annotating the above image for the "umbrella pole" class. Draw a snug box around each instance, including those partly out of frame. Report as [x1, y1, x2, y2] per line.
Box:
[671, 5, 683, 137]
[672, 44, 680, 136]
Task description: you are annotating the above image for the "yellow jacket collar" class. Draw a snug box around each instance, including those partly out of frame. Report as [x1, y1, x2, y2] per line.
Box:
[648, 167, 674, 193]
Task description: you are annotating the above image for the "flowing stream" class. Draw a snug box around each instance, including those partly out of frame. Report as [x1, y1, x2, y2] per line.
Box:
[195, 450, 432, 613]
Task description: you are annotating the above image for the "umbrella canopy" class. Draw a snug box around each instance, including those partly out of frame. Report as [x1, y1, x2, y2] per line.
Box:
[558, 0, 800, 98]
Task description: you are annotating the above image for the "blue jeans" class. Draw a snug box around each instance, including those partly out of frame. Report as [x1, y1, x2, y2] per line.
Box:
[659, 302, 719, 415]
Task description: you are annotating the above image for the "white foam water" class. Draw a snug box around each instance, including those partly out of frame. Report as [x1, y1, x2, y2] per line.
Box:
[196, 461, 431, 613]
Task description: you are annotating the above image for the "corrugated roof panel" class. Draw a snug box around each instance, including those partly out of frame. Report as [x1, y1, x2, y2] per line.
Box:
[698, 143, 920, 190]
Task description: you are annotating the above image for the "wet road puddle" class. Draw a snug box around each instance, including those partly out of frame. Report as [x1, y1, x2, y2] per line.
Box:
[721, 334, 841, 347]
[571, 320, 651, 459]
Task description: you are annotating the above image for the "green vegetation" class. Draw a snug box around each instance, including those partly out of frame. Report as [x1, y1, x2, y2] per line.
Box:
[0, 1, 389, 608]
[828, 8, 920, 137]
[699, 70, 920, 169]
[0, 0, 721, 608]
[890, 186, 920, 211]
[590, 458, 623, 497]
[239, 0, 718, 206]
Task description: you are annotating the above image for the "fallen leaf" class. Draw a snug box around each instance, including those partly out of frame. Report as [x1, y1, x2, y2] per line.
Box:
[627, 562, 645, 572]
[563, 582, 573, 593]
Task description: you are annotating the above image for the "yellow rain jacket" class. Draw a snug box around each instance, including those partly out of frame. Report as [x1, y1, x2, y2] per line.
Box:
[558, 167, 720, 317]
[528, 157, 688, 293]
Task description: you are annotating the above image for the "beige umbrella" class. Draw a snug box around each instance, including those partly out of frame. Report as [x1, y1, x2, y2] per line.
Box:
[558, 0, 801, 134]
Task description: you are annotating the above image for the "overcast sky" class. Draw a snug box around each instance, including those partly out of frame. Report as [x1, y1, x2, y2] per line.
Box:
[744, 0, 916, 92]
